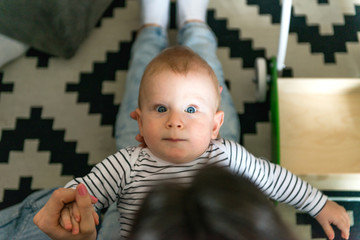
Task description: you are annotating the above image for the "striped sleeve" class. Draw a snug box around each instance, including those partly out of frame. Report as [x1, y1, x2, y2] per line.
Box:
[222, 139, 328, 217]
[64, 147, 135, 211]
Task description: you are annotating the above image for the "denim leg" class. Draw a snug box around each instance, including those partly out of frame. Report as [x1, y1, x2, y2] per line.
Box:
[178, 22, 240, 142]
[106, 26, 168, 240]
[0, 188, 57, 240]
[115, 26, 168, 150]
[96, 203, 122, 240]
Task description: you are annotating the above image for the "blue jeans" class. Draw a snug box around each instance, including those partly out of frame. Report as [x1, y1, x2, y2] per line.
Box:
[0, 22, 240, 240]
[0, 188, 57, 240]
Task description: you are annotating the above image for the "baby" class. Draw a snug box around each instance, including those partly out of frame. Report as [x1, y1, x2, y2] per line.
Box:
[60, 46, 350, 239]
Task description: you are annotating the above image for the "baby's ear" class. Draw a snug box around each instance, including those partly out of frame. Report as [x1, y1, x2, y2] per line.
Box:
[212, 110, 224, 139]
[135, 108, 144, 136]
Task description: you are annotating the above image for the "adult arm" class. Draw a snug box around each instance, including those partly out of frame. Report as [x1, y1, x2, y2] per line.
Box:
[33, 184, 97, 240]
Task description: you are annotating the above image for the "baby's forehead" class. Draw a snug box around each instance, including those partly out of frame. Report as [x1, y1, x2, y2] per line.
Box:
[143, 69, 220, 106]
[139, 50, 221, 108]
[146, 66, 218, 87]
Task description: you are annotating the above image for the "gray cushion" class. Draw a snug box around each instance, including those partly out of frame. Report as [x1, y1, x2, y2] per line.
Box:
[0, 0, 113, 58]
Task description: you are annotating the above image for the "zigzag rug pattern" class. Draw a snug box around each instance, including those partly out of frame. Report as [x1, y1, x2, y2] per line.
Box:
[0, 0, 359, 239]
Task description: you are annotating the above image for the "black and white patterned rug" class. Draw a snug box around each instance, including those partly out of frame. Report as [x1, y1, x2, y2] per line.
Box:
[0, 0, 359, 239]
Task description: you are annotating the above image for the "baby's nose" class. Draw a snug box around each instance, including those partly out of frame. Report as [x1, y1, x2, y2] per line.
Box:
[167, 122, 183, 128]
[166, 112, 183, 129]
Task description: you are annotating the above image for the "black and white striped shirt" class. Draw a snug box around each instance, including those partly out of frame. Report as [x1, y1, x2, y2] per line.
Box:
[65, 138, 327, 238]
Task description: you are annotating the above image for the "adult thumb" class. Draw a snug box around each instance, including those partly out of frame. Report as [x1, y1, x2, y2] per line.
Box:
[75, 184, 96, 236]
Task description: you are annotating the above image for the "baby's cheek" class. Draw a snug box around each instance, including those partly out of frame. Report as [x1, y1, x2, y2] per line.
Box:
[143, 128, 159, 142]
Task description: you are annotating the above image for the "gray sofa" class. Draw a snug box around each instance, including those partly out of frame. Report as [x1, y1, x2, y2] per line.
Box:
[0, 0, 113, 58]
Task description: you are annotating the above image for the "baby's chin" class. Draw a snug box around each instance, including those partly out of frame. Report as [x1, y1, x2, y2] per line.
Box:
[155, 151, 201, 165]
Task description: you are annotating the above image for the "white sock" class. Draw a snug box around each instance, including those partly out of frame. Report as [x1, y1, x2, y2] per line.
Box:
[0, 34, 29, 68]
[140, 0, 170, 29]
[177, 0, 209, 28]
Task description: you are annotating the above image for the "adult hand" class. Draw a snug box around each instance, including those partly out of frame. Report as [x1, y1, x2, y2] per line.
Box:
[33, 184, 97, 240]
[130, 110, 146, 147]
[60, 197, 99, 235]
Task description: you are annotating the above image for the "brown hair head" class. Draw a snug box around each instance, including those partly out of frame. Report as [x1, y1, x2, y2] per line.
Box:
[138, 46, 221, 109]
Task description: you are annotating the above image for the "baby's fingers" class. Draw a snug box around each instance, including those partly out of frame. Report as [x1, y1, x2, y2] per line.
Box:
[319, 220, 335, 240]
[92, 210, 100, 225]
[60, 207, 72, 231]
[69, 206, 80, 235]
[333, 211, 350, 239]
[90, 195, 98, 204]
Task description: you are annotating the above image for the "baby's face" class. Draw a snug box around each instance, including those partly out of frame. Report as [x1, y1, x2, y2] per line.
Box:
[136, 69, 223, 164]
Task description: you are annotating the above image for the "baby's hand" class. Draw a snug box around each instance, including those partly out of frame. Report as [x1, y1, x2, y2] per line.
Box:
[315, 200, 350, 240]
[60, 196, 99, 235]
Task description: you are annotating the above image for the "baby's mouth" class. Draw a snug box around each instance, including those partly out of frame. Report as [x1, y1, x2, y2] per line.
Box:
[163, 138, 186, 142]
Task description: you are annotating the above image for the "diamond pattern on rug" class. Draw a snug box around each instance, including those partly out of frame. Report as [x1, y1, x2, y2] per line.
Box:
[0, 1, 359, 237]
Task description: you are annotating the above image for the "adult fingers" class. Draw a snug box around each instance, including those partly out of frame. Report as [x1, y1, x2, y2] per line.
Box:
[75, 184, 97, 238]
[75, 189, 99, 227]
[34, 188, 76, 229]
[33, 188, 79, 239]
[135, 134, 143, 142]
[82, 195, 99, 225]
[130, 110, 137, 120]
[73, 201, 99, 226]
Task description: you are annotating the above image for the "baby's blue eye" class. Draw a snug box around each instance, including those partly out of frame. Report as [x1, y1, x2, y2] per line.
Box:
[185, 106, 197, 113]
[156, 106, 167, 113]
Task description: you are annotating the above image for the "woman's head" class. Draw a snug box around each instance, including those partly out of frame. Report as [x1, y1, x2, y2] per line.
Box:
[130, 166, 297, 240]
